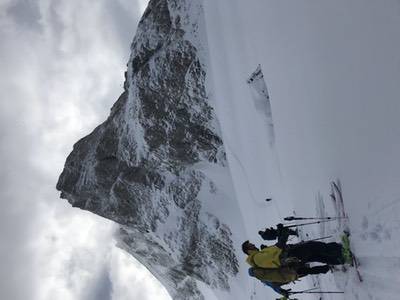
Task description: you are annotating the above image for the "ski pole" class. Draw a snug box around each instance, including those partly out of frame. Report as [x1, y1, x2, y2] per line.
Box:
[259, 221, 333, 241]
[289, 290, 344, 295]
[302, 235, 333, 242]
[293, 287, 318, 293]
[275, 287, 318, 299]
[284, 219, 337, 228]
[284, 216, 347, 221]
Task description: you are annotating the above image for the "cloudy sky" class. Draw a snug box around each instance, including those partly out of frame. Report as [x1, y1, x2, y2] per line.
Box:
[0, 0, 171, 299]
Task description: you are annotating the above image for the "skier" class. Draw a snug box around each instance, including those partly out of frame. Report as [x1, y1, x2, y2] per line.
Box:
[248, 264, 330, 298]
[242, 227, 345, 269]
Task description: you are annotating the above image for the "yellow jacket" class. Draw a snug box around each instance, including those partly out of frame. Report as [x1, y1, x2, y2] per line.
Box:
[246, 246, 283, 268]
[250, 266, 298, 283]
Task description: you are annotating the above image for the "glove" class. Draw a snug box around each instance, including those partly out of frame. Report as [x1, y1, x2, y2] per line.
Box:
[276, 223, 286, 234]
[259, 227, 280, 240]
[276, 223, 290, 238]
[277, 288, 291, 298]
[282, 288, 291, 297]
[281, 257, 302, 268]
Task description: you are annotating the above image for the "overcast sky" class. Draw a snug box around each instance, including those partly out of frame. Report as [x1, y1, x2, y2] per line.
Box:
[0, 0, 171, 299]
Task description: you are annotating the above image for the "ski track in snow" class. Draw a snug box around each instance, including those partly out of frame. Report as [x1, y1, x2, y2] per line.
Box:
[306, 181, 400, 300]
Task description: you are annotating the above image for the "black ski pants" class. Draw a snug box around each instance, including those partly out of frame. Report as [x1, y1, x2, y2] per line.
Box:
[287, 241, 344, 265]
[297, 264, 330, 276]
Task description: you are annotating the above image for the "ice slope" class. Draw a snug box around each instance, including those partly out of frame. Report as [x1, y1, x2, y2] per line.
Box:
[202, 0, 400, 299]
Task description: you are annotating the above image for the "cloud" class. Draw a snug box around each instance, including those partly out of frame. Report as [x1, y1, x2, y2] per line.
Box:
[85, 268, 113, 300]
[35, 210, 116, 300]
[5, 0, 42, 31]
[109, 248, 171, 300]
[0, 51, 45, 300]
[0, 0, 170, 299]
[85, 265, 114, 300]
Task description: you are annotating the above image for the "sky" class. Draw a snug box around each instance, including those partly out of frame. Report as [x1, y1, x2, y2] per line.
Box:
[0, 0, 170, 299]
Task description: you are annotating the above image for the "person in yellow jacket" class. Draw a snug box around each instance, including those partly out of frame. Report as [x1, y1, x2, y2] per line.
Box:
[242, 225, 343, 298]
[243, 225, 345, 268]
[244, 240, 330, 298]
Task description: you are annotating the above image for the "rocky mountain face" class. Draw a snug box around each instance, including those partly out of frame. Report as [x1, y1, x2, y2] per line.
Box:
[56, 0, 239, 298]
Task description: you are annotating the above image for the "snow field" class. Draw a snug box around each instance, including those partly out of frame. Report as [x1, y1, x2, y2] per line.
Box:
[202, 0, 400, 299]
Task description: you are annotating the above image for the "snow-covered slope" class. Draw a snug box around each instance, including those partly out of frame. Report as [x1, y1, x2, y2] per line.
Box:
[203, 1, 400, 299]
[58, 0, 400, 299]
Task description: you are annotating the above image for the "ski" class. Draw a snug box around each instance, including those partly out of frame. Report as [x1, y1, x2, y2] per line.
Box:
[352, 253, 363, 282]
[331, 181, 363, 282]
[341, 231, 363, 282]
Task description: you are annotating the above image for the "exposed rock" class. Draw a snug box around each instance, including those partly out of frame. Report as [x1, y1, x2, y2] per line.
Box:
[57, 0, 238, 298]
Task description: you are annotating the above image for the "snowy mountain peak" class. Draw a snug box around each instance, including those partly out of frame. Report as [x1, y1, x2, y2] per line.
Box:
[56, 0, 239, 299]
